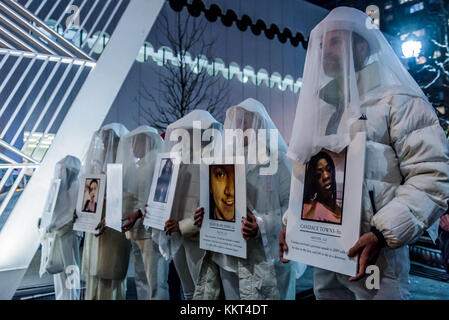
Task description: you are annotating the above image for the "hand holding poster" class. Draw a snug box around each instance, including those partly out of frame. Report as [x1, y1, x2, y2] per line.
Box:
[285, 132, 366, 276]
[199, 162, 247, 259]
[144, 153, 180, 230]
[73, 174, 106, 234]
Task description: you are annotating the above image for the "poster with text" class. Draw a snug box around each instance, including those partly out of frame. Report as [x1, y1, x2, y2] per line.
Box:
[73, 174, 106, 234]
[144, 153, 180, 230]
[199, 162, 247, 259]
[285, 132, 366, 277]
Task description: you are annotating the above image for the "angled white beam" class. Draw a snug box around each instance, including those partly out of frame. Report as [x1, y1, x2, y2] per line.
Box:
[4, 0, 93, 61]
[81, 0, 113, 51]
[0, 140, 39, 164]
[0, 38, 14, 49]
[71, 0, 100, 44]
[1, 59, 49, 140]
[0, 25, 35, 52]
[0, 12, 56, 55]
[88, 0, 123, 56]
[0, 169, 25, 219]
[0, 57, 36, 119]
[10, 61, 63, 146]
[0, 1, 77, 58]
[0, 0, 165, 299]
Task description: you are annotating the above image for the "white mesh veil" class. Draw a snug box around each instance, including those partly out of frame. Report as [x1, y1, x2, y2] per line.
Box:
[116, 125, 163, 208]
[82, 123, 129, 175]
[287, 7, 426, 164]
[47, 155, 81, 231]
[164, 109, 223, 159]
[224, 98, 288, 162]
[156, 110, 223, 260]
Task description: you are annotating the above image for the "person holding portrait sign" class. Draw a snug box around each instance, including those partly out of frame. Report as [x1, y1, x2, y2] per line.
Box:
[39, 155, 82, 300]
[279, 7, 449, 300]
[194, 98, 296, 300]
[118, 126, 169, 300]
[151, 110, 223, 300]
[79, 123, 131, 300]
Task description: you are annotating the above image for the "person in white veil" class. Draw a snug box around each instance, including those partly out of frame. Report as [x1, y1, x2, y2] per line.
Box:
[118, 126, 169, 300]
[80, 123, 131, 300]
[153, 110, 222, 300]
[39, 155, 82, 300]
[280, 7, 449, 299]
[193, 98, 297, 300]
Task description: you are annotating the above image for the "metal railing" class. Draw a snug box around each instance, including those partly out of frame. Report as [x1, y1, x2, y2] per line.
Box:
[0, 0, 98, 225]
[16, 0, 130, 60]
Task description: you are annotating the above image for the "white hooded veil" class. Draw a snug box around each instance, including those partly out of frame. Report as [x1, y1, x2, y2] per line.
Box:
[47, 155, 82, 232]
[81, 123, 129, 175]
[287, 7, 425, 164]
[116, 125, 163, 238]
[155, 110, 223, 261]
[220, 98, 290, 270]
[81, 123, 128, 277]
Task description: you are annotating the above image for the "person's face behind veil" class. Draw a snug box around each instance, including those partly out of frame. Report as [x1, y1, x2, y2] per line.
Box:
[102, 129, 120, 163]
[132, 134, 149, 159]
[322, 30, 370, 79]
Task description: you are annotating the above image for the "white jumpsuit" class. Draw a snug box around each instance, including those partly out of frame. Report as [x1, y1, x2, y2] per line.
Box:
[285, 7, 449, 300]
[39, 155, 82, 300]
[194, 99, 297, 300]
[118, 126, 169, 300]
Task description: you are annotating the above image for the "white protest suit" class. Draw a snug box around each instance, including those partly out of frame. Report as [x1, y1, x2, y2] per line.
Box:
[116, 126, 169, 300]
[194, 98, 297, 300]
[81, 123, 131, 300]
[285, 7, 449, 299]
[155, 110, 222, 300]
[39, 155, 82, 300]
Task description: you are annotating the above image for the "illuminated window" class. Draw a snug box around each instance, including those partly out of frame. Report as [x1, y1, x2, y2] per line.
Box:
[398, 0, 413, 4]
[242, 66, 256, 85]
[256, 69, 270, 87]
[409, 2, 424, 14]
[412, 29, 425, 37]
[86, 31, 110, 54]
[384, 1, 393, 10]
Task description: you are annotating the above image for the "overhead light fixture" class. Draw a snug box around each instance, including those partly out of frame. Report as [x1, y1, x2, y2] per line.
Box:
[401, 40, 422, 58]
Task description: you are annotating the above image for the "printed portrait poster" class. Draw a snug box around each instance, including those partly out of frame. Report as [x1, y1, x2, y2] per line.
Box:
[144, 153, 181, 230]
[40, 179, 61, 231]
[199, 162, 247, 259]
[105, 164, 123, 232]
[285, 132, 366, 277]
[73, 174, 106, 234]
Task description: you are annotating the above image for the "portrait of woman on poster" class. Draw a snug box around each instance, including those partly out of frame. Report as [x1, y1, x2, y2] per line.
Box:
[154, 159, 173, 203]
[302, 151, 343, 224]
[209, 164, 235, 222]
[83, 178, 99, 213]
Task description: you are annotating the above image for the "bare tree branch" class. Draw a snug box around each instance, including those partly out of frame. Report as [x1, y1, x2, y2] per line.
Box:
[136, 11, 229, 130]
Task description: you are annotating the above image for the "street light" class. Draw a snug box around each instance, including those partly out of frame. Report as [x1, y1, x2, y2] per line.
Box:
[401, 39, 422, 58]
